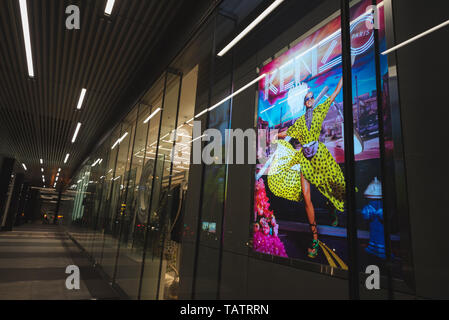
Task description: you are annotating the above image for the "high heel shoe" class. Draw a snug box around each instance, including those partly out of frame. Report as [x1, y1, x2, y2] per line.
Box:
[308, 223, 320, 259]
[330, 208, 339, 227]
[326, 201, 339, 227]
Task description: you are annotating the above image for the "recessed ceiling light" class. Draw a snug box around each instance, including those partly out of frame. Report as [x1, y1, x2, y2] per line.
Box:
[22, 163, 27, 171]
[64, 154, 70, 164]
[72, 122, 82, 143]
[105, 0, 116, 15]
[18, 0, 34, 77]
[76, 88, 87, 110]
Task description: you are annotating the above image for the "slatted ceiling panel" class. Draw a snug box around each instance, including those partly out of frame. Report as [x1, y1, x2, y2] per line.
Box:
[0, 0, 187, 186]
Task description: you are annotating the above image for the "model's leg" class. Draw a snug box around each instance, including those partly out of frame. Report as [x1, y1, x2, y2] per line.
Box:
[327, 201, 339, 227]
[301, 173, 319, 257]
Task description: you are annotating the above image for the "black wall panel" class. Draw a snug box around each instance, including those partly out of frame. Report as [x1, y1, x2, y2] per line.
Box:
[392, 0, 449, 299]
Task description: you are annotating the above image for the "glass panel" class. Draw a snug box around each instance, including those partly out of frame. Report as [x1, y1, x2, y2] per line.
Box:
[141, 72, 182, 300]
[350, 0, 410, 298]
[83, 156, 100, 257]
[101, 126, 123, 279]
[114, 106, 147, 299]
[71, 165, 92, 251]
[192, 13, 236, 299]
[159, 66, 198, 300]
[90, 144, 110, 265]
[194, 91, 232, 299]
[133, 76, 165, 299]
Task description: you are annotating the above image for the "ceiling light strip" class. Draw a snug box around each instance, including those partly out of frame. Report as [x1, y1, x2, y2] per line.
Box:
[76, 89, 87, 110]
[72, 122, 82, 143]
[105, 0, 116, 15]
[18, 0, 34, 77]
[217, 0, 284, 57]
[208, 74, 267, 113]
[112, 132, 129, 150]
[382, 19, 449, 55]
[143, 107, 161, 124]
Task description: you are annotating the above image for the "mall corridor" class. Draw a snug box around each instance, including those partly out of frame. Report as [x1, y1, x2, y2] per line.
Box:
[0, 223, 119, 300]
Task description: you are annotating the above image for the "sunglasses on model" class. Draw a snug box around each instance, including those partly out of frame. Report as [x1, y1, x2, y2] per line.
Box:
[304, 95, 314, 103]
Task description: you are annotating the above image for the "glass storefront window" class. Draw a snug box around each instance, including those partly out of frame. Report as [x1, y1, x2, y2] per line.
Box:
[89, 144, 110, 265]
[114, 106, 145, 299]
[101, 126, 124, 278]
[160, 66, 198, 300]
[140, 72, 182, 300]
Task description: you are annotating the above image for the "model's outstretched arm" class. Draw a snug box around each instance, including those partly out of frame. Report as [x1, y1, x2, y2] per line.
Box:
[278, 131, 288, 139]
[330, 77, 344, 104]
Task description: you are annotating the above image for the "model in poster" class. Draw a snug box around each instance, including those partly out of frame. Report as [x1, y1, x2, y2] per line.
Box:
[273, 76, 345, 258]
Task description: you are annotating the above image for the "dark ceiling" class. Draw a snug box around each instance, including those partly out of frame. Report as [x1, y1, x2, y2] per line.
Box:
[0, 0, 217, 186]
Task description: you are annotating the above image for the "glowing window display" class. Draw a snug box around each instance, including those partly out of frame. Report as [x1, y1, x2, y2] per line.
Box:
[254, 0, 402, 279]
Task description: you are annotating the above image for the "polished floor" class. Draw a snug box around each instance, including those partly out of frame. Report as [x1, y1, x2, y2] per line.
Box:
[0, 223, 120, 300]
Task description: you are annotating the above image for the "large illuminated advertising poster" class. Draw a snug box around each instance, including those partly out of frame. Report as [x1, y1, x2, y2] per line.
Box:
[254, 0, 402, 278]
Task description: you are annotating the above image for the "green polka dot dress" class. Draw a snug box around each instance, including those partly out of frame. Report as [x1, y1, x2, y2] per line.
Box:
[268, 139, 303, 202]
[267, 98, 346, 212]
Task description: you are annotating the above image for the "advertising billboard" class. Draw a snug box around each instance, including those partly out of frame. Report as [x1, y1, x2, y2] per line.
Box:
[254, 0, 402, 278]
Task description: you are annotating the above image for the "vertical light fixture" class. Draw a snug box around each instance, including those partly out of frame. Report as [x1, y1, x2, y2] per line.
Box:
[22, 163, 28, 171]
[76, 89, 87, 110]
[18, 0, 34, 77]
[40, 159, 43, 164]
[64, 154, 70, 164]
[105, 0, 116, 15]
